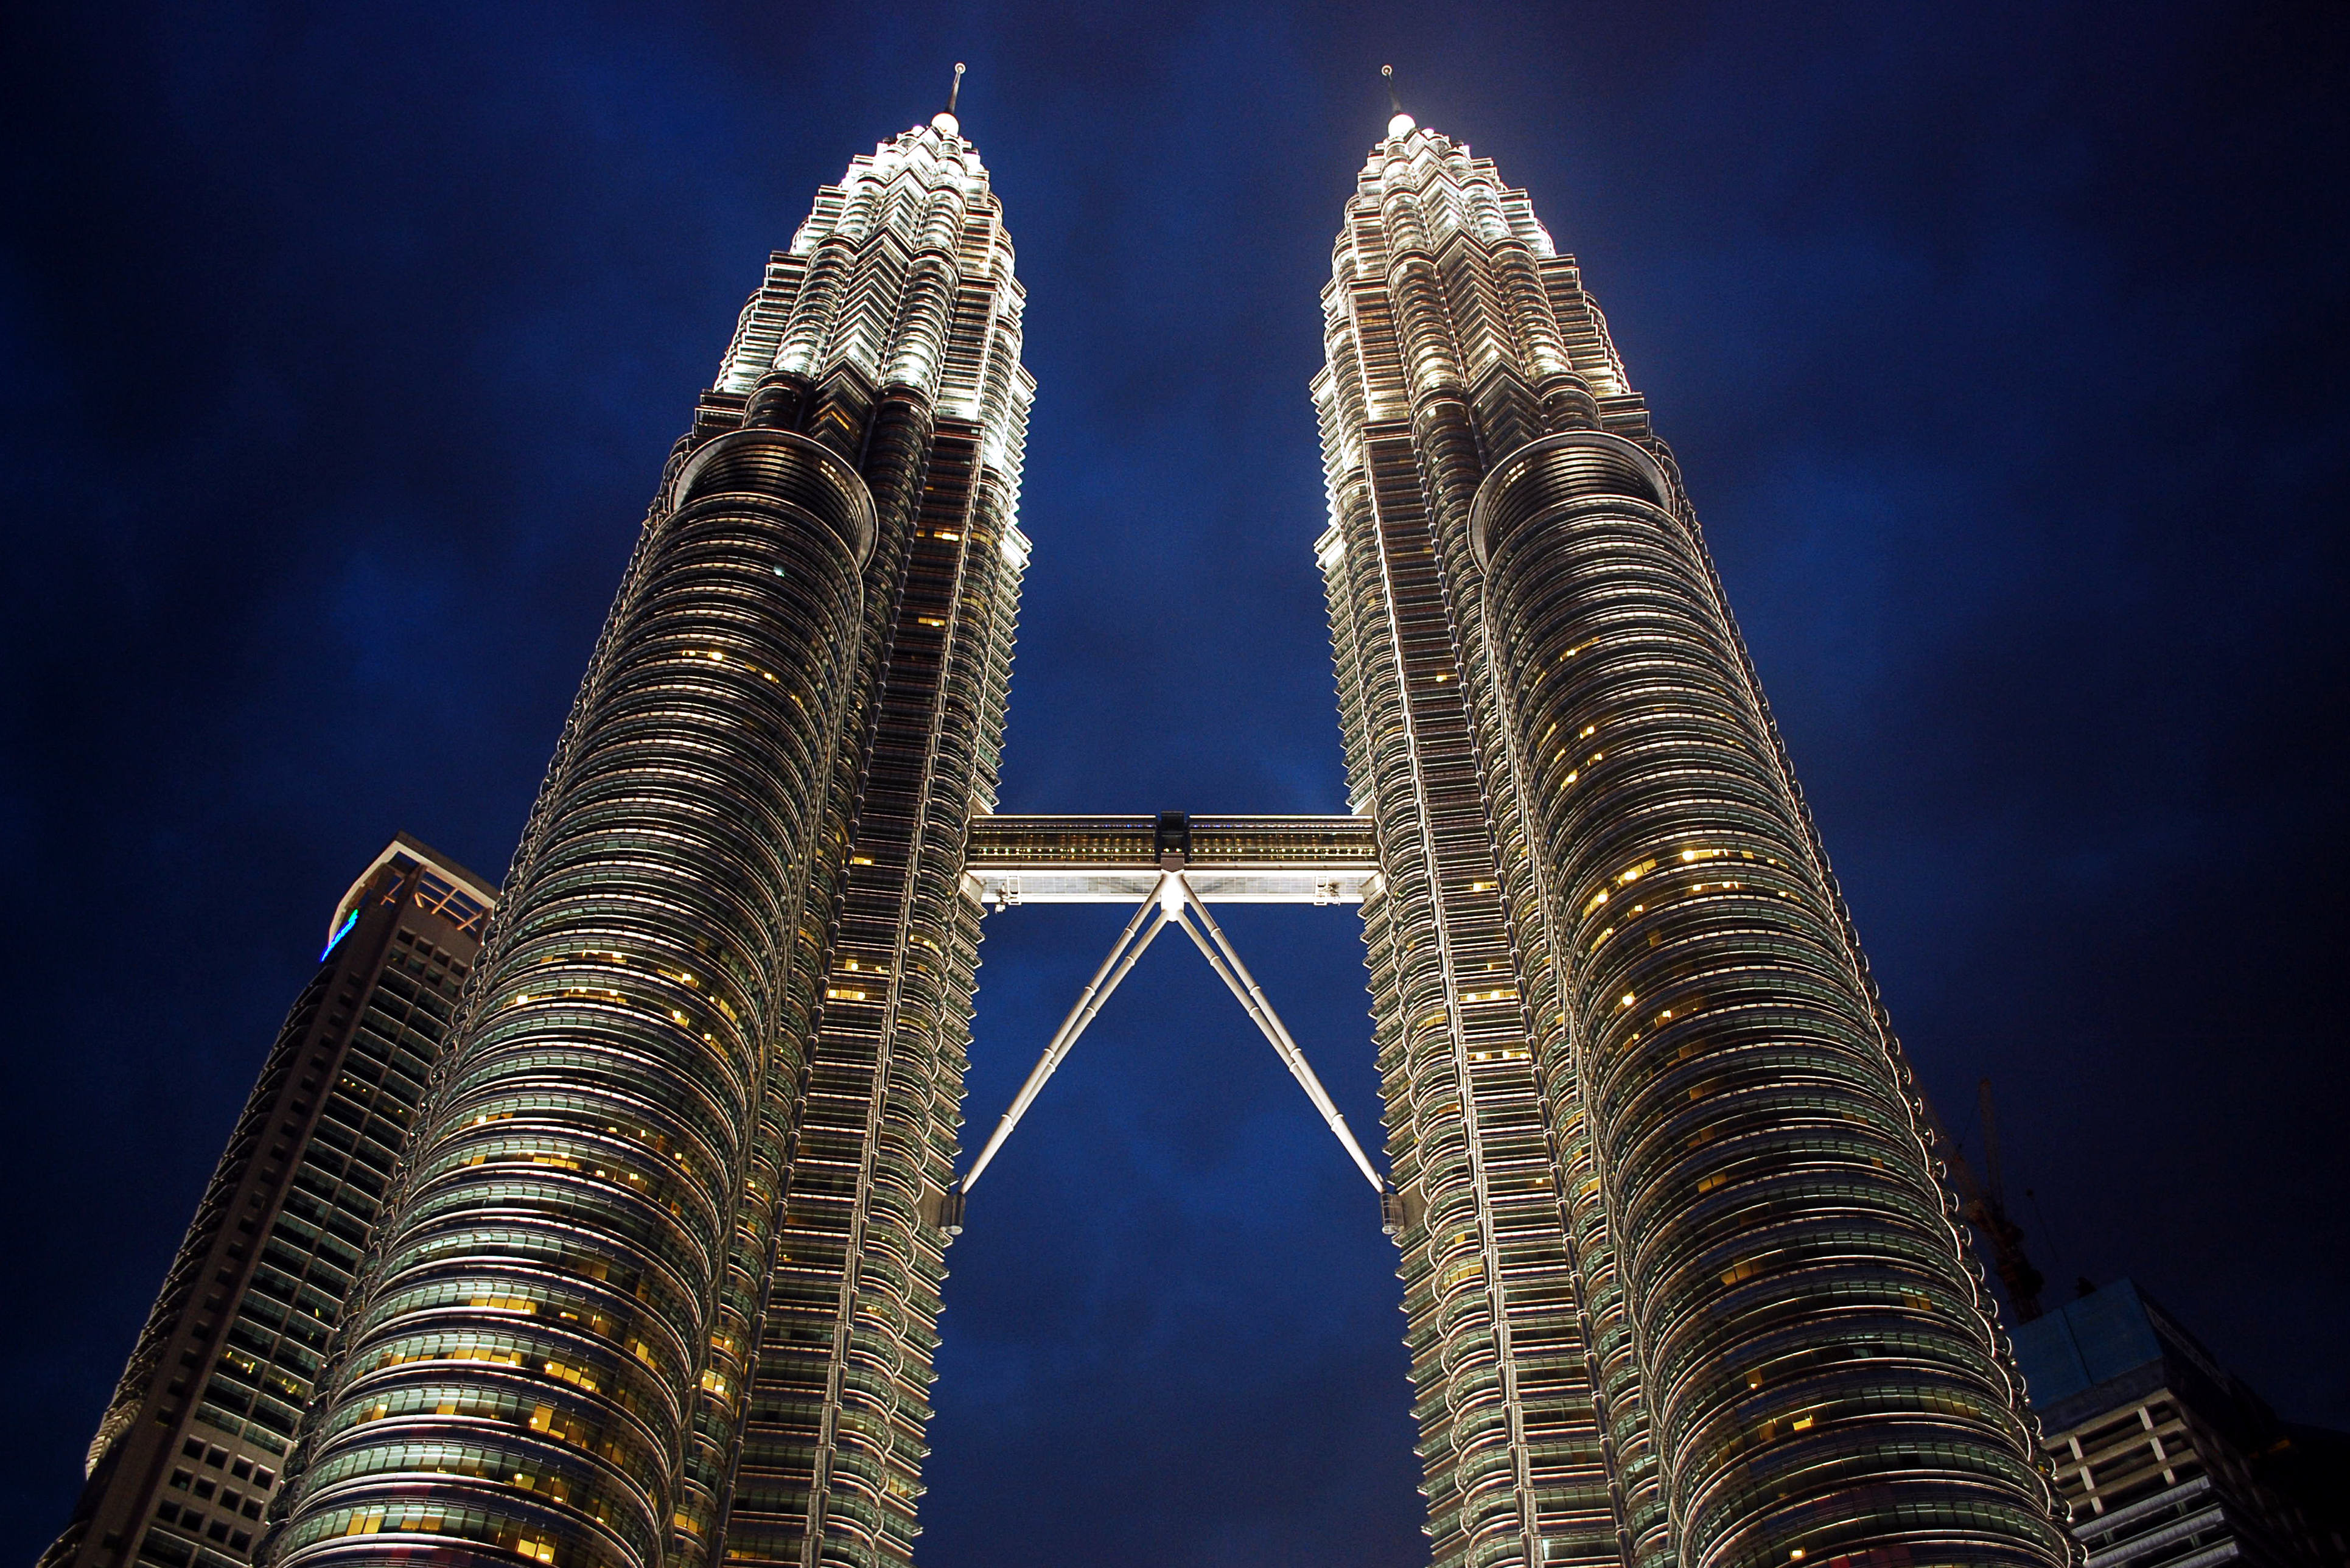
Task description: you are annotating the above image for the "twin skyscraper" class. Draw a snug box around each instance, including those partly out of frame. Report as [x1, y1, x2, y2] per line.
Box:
[50, 99, 2077, 1568]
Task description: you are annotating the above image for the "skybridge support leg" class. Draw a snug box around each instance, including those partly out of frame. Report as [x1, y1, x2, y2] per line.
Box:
[1171, 884, 1387, 1195]
[957, 875, 1171, 1203]
[946, 868, 1390, 1239]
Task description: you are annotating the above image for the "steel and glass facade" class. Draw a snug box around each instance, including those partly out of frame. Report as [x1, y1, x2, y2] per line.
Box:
[257, 110, 1032, 1568]
[1315, 114, 2075, 1568]
[56, 97, 2100, 1568]
[46, 838, 496, 1568]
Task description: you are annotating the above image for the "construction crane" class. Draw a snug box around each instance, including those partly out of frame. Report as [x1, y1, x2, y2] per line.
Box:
[1920, 1077, 2047, 1321]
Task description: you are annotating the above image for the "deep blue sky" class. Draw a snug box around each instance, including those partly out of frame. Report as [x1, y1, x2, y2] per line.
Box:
[5, 3, 2345, 1564]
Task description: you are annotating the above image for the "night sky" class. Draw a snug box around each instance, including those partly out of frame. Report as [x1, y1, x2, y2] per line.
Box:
[5, 3, 2346, 1563]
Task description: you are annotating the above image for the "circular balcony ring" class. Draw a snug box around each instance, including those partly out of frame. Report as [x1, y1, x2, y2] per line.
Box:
[671, 425, 878, 569]
[1467, 429, 1673, 571]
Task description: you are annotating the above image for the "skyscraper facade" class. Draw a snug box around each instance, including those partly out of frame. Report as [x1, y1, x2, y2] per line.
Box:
[50, 97, 2095, 1568]
[46, 836, 495, 1568]
[1313, 113, 2075, 1568]
[254, 107, 1030, 1568]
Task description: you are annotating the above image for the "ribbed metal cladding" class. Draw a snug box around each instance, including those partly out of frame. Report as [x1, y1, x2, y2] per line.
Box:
[267, 430, 875, 1568]
[1317, 122, 1668, 1568]
[257, 109, 1033, 1568]
[688, 111, 1032, 1568]
[1316, 117, 2074, 1568]
[1471, 432, 2066, 1568]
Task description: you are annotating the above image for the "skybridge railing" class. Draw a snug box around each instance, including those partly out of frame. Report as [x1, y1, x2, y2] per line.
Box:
[961, 811, 1382, 906]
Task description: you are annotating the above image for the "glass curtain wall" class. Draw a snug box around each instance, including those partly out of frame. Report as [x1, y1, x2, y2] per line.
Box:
[1315, 114, 2074, 1568]
[262, 110, 1033, 1568]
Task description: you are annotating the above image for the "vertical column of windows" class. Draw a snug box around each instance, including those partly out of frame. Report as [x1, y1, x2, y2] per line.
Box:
[268, 433, 873, 1568]
[769, 436, 962, 1567]
[1404, 216, 1668, 1568]
[1474, 431, 2072, 1568]
[708, 142, 1029, 1568]
[711, 379, 931, 1568]
[746, 415, 1023, 1568]
[1323, 135, 1642, 1568]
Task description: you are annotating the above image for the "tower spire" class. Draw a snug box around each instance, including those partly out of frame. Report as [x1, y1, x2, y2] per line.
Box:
[932, 62, 967, 136]
[1381, 64, 1413, 138]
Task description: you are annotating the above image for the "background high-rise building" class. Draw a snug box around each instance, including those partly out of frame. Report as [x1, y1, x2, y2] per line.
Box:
[2013, 1279, 2346, 1568]
[255, 107, 1032, 1568]
[44, 837, 495, 1568]
[1313, 111, 2074, 1568]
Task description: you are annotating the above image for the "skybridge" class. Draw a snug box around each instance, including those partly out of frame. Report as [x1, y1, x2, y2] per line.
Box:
[949, 811, 1405, 1234]
[961, 811, 1381, 906]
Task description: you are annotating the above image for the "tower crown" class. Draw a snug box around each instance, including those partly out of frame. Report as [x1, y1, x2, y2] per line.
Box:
[713, 108, 1033, 468]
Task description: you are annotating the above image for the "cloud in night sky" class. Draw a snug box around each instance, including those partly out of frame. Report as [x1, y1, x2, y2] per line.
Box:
[2, 3, 2344, 1563]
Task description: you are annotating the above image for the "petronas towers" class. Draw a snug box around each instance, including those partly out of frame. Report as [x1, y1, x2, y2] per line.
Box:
[55, 95, 2078, 1568]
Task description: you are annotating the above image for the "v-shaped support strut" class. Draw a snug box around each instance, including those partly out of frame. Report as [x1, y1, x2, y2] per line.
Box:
[953, 870, 1387, 1221]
